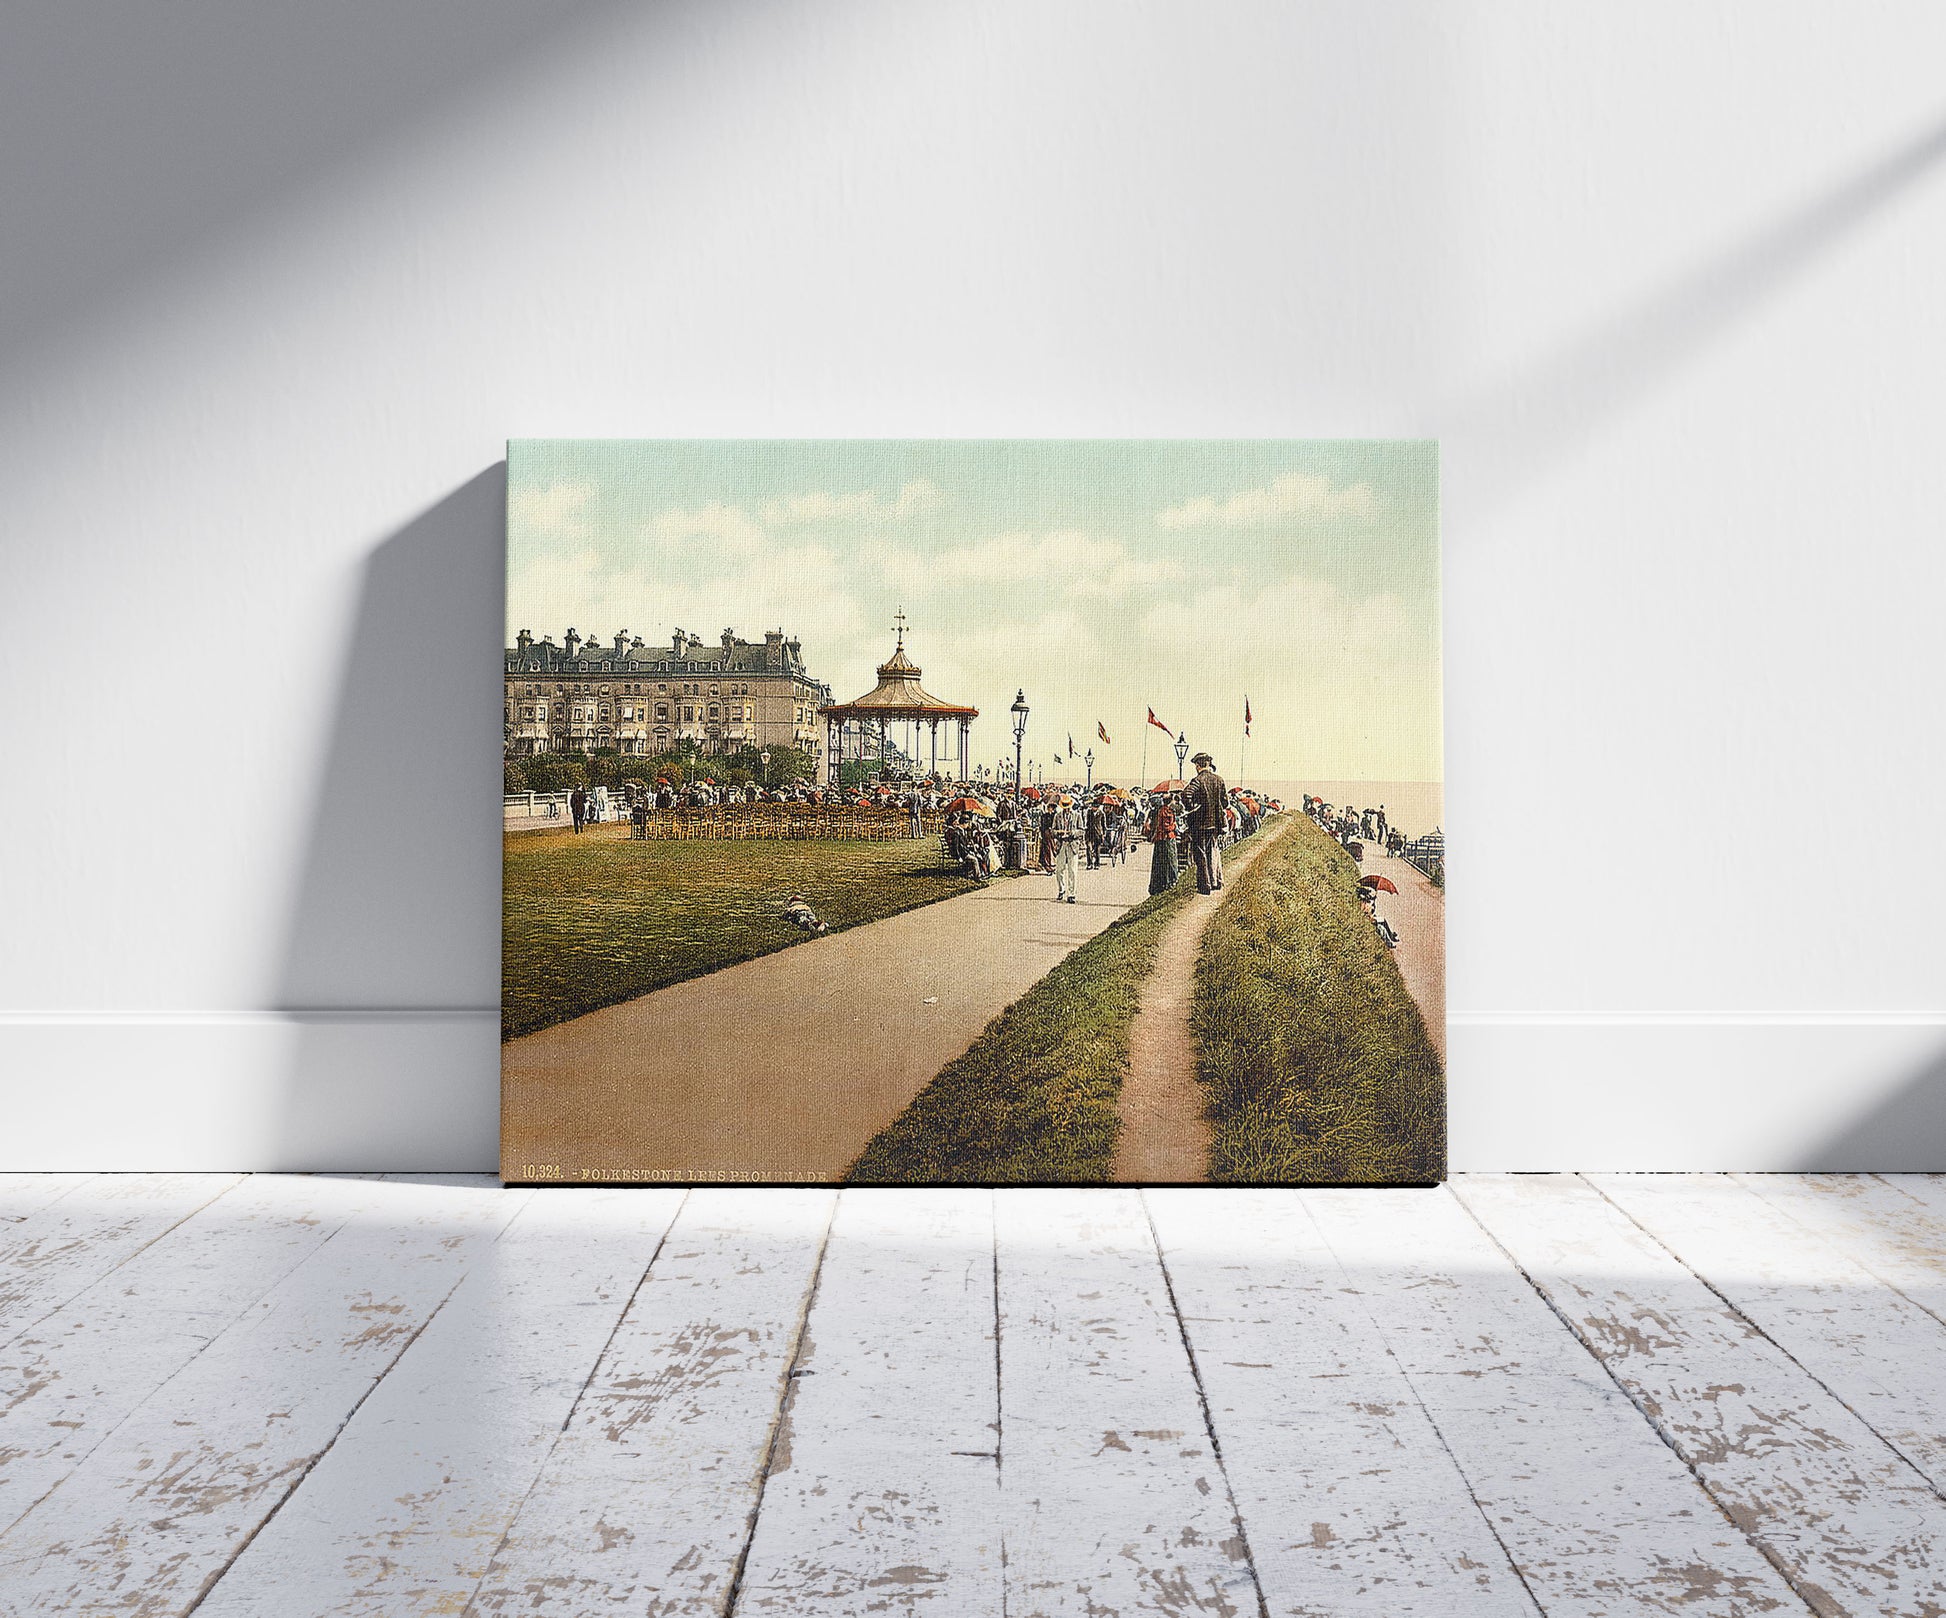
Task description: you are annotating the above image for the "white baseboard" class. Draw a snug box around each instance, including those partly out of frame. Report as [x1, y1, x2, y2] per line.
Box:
[1448, 1016, 1946, 1172]
[0, 1013, 1941, 1173]
[0, 1012, 500, 1173]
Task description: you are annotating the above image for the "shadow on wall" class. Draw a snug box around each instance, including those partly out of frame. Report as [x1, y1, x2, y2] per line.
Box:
[1797, 1046, 1946, 1173]
[0, 0, 643, 377]
[271, 466, 506, 1172]
[1444, 110, 1946, 516]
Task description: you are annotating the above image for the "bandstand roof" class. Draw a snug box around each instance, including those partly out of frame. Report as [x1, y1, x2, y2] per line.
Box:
[819, 639, 978, 721]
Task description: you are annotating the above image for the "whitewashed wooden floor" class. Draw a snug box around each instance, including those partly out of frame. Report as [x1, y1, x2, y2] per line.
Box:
[2, 1176, 1944, 1616]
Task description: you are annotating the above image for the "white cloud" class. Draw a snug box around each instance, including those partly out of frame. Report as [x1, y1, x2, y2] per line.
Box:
[910, 530, 1185, 599]
[759, 478, 946, 526]
[507, 481, 595, 539]
[1141, 576, 1409, 664]
[1156, 472, 1380, 530]
[647, 501, 768, 558]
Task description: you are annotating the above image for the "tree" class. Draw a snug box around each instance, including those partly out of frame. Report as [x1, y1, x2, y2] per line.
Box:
[503, 760, 528, 795]
[522, 755, 587, 793]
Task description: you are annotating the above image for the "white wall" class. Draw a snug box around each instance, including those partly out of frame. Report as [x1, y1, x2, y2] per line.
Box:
[5, 1, 1943, 1171]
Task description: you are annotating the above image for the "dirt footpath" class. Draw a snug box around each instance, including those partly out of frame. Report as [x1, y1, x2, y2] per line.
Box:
[1111, 819, 1294, 1184]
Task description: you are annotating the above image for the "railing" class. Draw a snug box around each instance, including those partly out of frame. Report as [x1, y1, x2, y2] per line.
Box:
[629, 804, 938, 840]
[1402, 833, 1446, 885]
[504, 795, 940, 841]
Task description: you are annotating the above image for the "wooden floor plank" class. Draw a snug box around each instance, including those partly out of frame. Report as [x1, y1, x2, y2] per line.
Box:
[995, 1188, 1261, 1618]
[464, 1188, 836, 1616]
[1594, 1174, 1946, 1499]
[190, 1186, 686, 1617]
[0, 1174, 96, 1223]
[0, 1173, 245, 1347]
[1734, 1176, 1946, 1323]
[1459, 1174, 1946, 1617]
[0, 1175, 420, 1536]
[1147, 1188, 1538, 1616]
[0, 1176, 527, 1616]
[733, 1189, 1003, 1615]
[1306, 1186, 1806, 1616]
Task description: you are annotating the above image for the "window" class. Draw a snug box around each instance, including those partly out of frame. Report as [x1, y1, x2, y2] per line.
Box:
[708, 704, 720, 720]
[710, 685, 720, 697]
[656, 704, 669, 720]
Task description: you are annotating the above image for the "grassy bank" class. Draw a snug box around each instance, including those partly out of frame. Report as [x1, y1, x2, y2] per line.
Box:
[503, 827, 979, 1039]
[847, 880, 1190, 1183]
[1193, 815, 1445, 1183]
[849, 825, 1272, 1184]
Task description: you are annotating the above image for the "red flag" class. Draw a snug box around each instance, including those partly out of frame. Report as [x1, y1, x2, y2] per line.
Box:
[1097, 720, 1111, 745]
[1244, 696, 1252, 737]
[1146, 707, 1173, 736]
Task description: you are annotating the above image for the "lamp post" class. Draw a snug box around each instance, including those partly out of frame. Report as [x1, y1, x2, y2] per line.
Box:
[1010, 689, 1029, 798]
[759, 748, 771, 789]
[1174, 730, 1189, 782]
[1084, 748, 1094, 791]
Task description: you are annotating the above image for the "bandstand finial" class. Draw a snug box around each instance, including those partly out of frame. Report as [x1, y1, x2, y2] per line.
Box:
[893, 606, 908, 647]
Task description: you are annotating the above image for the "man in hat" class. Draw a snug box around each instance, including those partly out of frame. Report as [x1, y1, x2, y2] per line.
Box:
[1183, 752, 1228, 895]
[1049, 793, 1082, 903]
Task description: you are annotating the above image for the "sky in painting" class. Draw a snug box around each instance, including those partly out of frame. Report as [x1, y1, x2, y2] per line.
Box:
[506, 440, 1441, 783]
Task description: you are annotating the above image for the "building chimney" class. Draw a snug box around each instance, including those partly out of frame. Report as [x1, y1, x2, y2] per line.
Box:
[721, 627, 736, 657]
[516, 630, 533, 655]
[764, 629, 784, 671]
[564, 628, 581, 658]
[614, 631, 629, 655]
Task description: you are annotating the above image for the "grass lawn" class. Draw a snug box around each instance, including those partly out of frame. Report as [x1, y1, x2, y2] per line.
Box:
[1192, 813, 1445, 1183]
[502, 827, 982, 1039]
[848, 824, 1270, 1185]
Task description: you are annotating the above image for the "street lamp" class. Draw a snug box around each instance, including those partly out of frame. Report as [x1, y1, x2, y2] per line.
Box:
[1174, 730, 1189, 781]
[1084, 747, 1094, 791]
[759, 748, 771, 789]
[1010, 689, 1029, 797]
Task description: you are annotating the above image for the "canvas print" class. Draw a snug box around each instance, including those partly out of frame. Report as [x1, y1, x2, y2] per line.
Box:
[502, 441, 1444, 1185]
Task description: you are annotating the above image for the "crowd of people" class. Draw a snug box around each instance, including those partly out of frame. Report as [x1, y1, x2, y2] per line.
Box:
[934, 751, 1279, 906]
[1299, 793, 1440, 951]
[1301, 795, 1412, 859]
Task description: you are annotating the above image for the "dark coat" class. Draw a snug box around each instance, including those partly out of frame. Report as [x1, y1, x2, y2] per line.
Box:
[1184, 769, 1227, 832]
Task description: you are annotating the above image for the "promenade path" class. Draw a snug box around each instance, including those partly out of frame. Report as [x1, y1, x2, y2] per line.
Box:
[1112, 817, 1293, 1183]
[502, 847, 1155, 1182]
[1363, 840, 1447, 1061]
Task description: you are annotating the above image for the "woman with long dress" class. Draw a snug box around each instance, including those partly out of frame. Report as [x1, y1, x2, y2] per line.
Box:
[1146, 796, 1181, 895]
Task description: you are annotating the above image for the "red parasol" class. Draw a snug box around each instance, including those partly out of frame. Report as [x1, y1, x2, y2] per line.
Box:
[1153, 779, 1186, 792]
[1359, 874, 1399, 894]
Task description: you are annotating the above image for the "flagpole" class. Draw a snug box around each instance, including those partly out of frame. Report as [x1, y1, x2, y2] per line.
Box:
[1141, 724, 1148, 788]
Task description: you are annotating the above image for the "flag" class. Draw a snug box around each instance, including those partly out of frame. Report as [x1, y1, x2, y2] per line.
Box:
[1146, 707, 1173, 737]
[1097, 720, 1111, 745]
[1244, 696, 1252, 738]
[1067, 733, 1076, 758]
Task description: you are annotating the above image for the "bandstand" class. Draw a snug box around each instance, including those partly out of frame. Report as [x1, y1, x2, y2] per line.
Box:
[818, 615, 978, 785]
